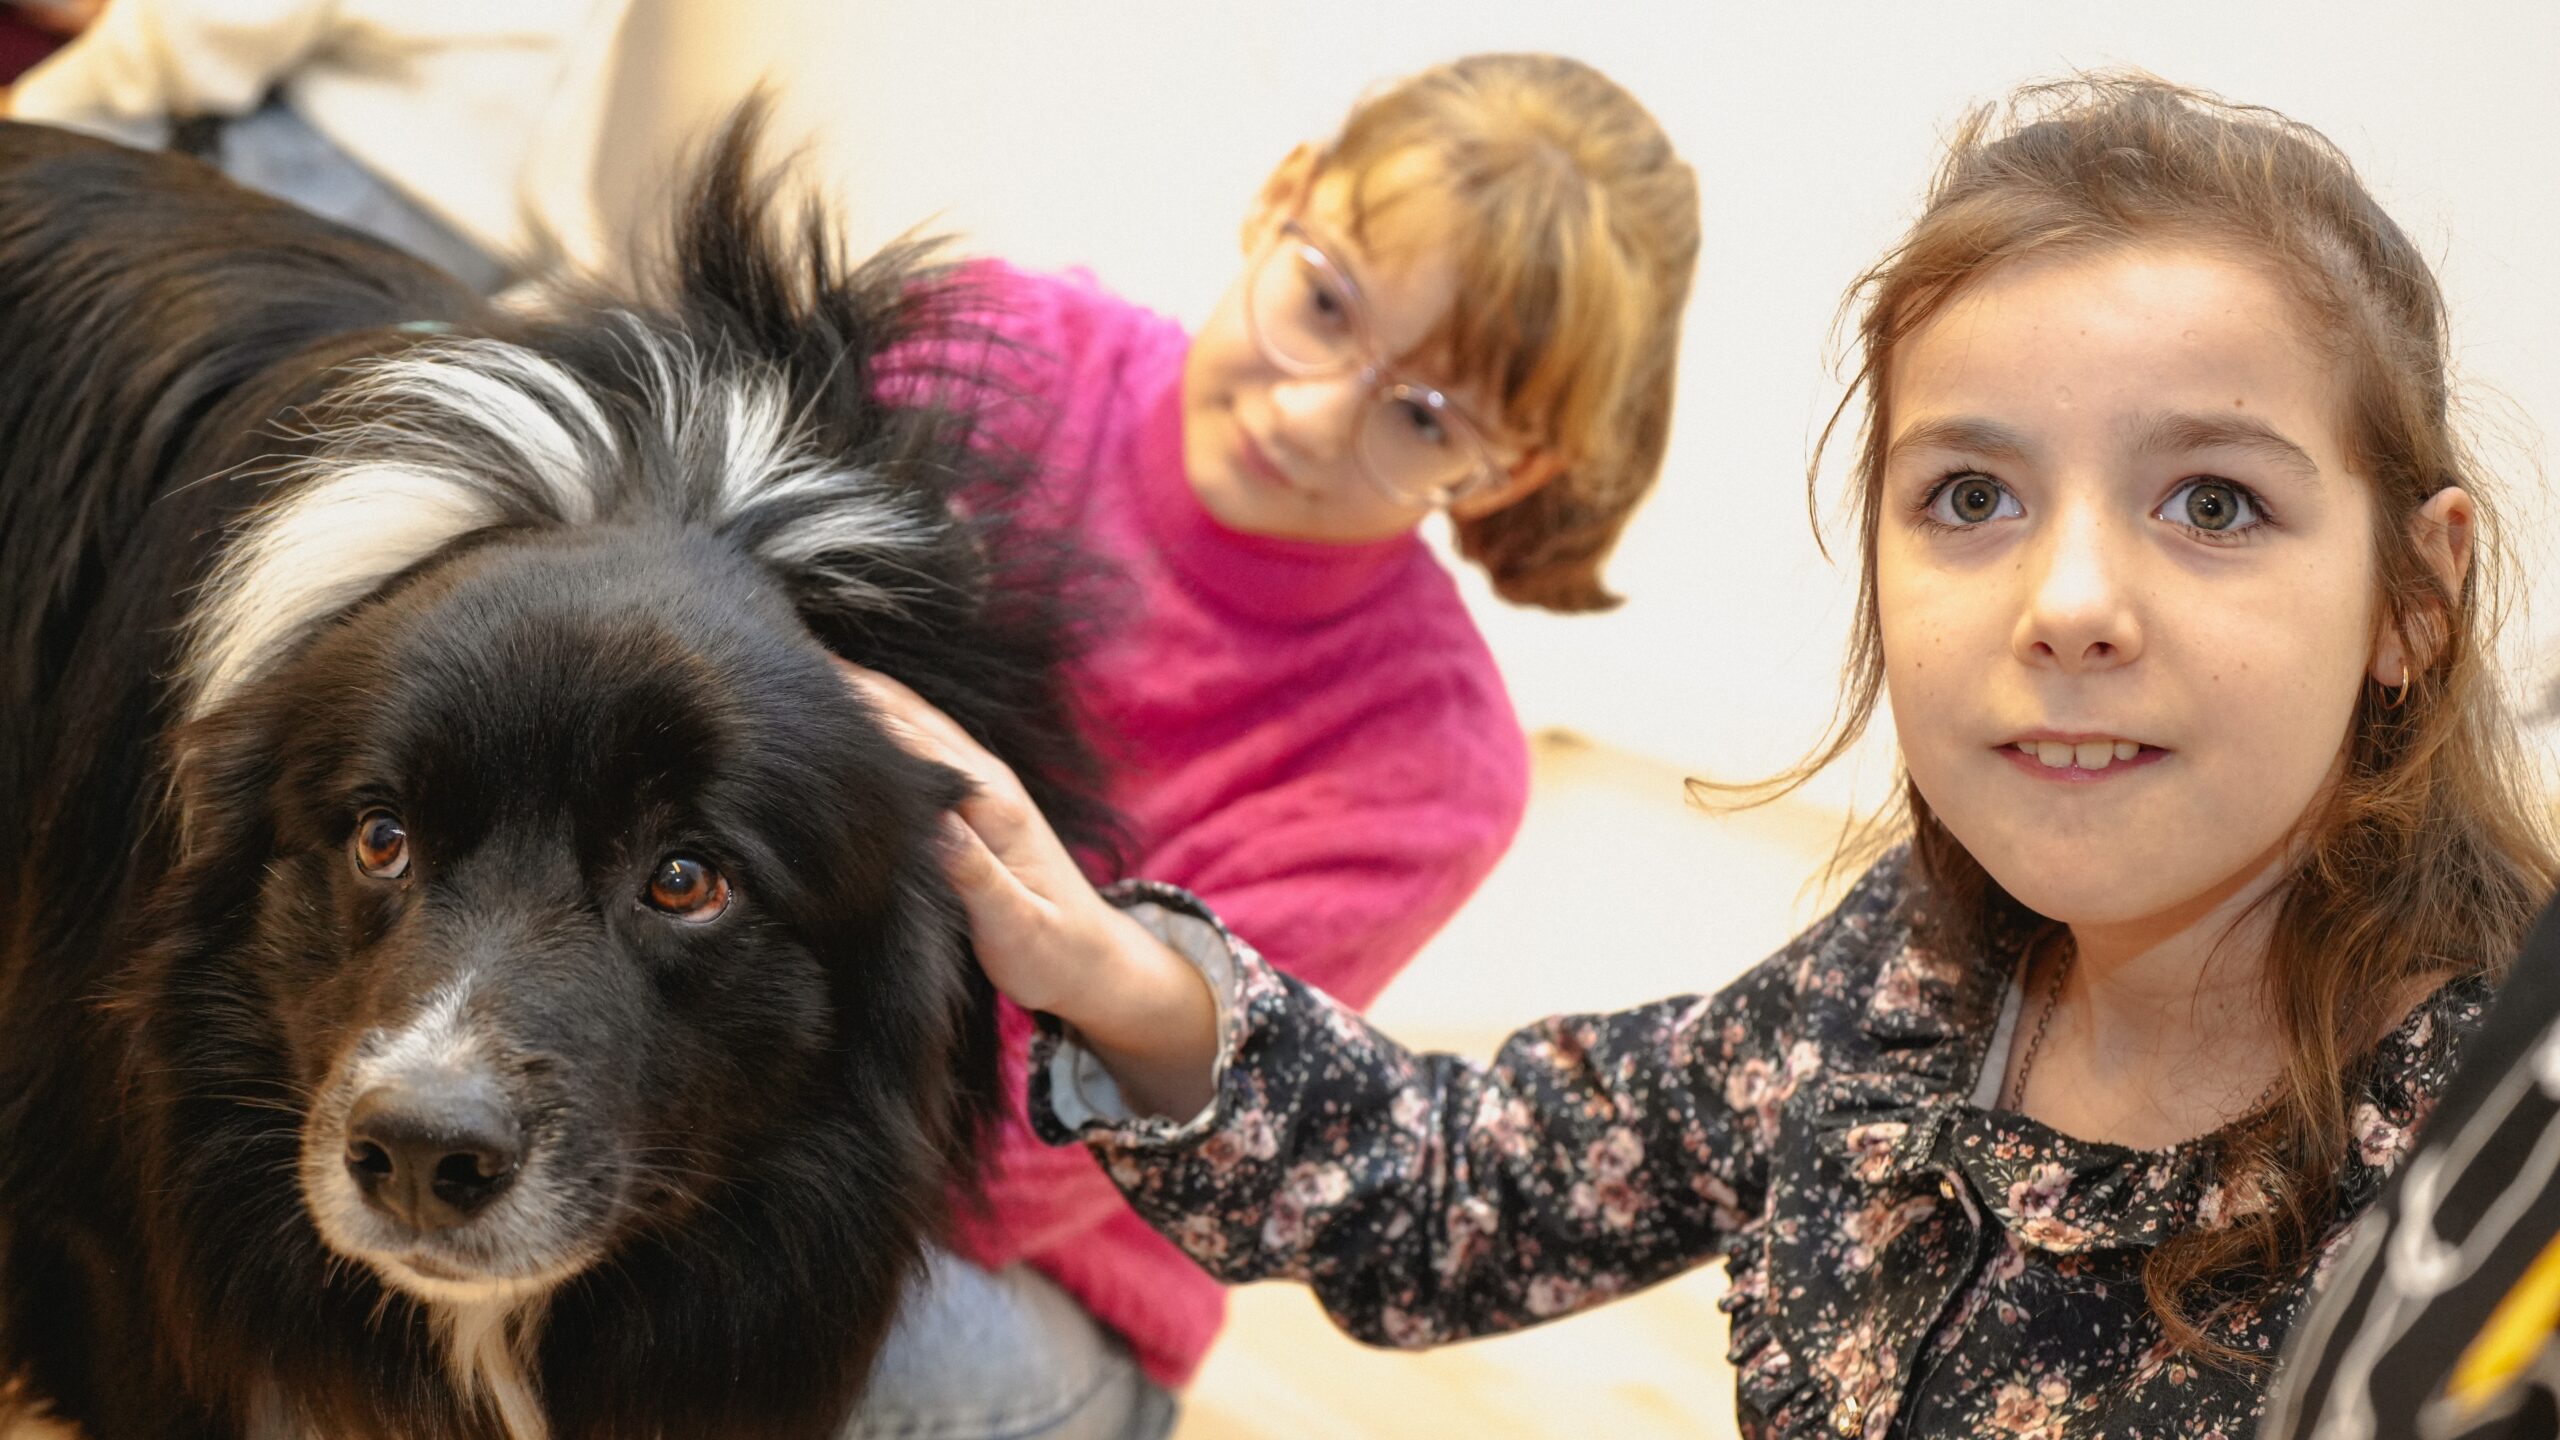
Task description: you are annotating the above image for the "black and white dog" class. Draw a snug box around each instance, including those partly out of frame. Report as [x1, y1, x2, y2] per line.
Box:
[0, 114, 1112, 1439]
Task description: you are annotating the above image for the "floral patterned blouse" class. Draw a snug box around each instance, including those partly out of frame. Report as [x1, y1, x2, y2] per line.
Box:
[1028, 852, 2487, 1439]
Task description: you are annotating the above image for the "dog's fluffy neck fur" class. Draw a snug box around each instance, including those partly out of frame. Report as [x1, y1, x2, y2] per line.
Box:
[435, 1297, 550, 1440]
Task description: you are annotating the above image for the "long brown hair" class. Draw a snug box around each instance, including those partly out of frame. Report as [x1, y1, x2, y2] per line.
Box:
[1760, 73, 2557, 1355]
[1314, 53, 1700, 613]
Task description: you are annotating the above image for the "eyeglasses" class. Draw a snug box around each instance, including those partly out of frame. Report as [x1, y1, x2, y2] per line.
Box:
[1242, 220, 1503, 507]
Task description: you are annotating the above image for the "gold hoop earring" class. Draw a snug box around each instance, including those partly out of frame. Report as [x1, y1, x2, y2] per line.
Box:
[2380, 673, 2411, 710]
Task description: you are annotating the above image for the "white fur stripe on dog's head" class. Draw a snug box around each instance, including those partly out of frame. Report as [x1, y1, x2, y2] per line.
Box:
[181, 325, 934, 722]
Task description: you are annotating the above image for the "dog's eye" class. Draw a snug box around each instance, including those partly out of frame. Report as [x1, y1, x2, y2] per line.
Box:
[352, 809, 410, 880]
[645, 856, 731, 923]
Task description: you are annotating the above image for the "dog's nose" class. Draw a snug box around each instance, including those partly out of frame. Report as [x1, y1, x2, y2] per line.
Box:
[343, 1082, 524, 1233]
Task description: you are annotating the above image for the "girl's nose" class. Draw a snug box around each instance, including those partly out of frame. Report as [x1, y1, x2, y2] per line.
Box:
[2013, 501, 2143, 672]
[1266, 374, 1364, 462]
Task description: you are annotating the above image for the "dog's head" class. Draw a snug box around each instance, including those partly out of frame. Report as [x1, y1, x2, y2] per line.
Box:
[125, 119, 1108, 1359]
[225, 520, 983, 1305]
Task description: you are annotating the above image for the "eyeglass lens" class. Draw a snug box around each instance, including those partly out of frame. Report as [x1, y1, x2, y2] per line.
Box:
[1245, 233, 1494, 503]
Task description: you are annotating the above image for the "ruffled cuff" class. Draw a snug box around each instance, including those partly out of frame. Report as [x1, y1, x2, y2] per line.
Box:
[1029, 879, 1255, 1146]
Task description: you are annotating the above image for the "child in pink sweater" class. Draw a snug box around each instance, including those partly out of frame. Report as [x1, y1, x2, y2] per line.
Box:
[851, 53, 1699, 1440]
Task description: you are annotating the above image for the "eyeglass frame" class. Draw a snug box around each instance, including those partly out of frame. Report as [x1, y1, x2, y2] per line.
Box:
[1241, 216, 1512, 509]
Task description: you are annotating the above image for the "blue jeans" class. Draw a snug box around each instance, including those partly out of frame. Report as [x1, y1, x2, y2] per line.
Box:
[843, 1248, 1180, 1440]
[209, 95, 512, 295]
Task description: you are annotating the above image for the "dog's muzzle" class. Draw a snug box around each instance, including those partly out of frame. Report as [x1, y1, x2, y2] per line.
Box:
[342, 1077, 525, 1233]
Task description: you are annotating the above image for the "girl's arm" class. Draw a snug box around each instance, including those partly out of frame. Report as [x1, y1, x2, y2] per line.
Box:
[965, 732, 1532, 1260]
[1035, 881, 1799, 1347]
[841, 662, 1807, 1345]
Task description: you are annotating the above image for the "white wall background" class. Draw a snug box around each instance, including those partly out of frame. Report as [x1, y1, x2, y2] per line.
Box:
[596, 0, 2560, 812]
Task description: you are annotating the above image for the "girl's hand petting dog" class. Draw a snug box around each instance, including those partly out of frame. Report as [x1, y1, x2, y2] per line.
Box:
[836, 660, 1220, 1120]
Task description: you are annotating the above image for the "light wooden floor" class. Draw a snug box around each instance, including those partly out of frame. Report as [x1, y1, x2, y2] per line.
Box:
[1173, 733, 1853, 1440]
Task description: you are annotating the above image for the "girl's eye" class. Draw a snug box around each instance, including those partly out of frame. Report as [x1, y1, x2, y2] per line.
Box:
[1392, 396, 1450, 447]
[2159, 479, 2263, 535]
[645, 856, 733, 924]
[1298, 263, 1351, 329]
[1925, 473, 2020, 527]
[1310, 271, 1351, 322]
[352, 808, 410, 880]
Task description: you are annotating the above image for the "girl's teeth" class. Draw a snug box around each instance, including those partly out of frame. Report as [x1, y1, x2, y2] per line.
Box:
[2019, 739, 2146, 770]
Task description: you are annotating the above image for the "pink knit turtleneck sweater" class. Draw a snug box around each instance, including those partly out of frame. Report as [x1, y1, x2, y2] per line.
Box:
[929, 263, 1530, 1388]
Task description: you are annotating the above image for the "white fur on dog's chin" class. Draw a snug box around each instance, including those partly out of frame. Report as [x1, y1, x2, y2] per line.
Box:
[365, 1256, 592, 1440]
[366, 1252, 595, 1308]
[182, 324, 936, 723]
[435, 1295, 552, 1440]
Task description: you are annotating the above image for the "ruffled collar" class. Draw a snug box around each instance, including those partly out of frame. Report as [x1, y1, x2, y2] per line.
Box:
[1822, 885, 2485, 1254]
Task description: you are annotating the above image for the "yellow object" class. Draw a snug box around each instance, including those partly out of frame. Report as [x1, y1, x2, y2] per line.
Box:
[2447, 1225, 2560, 1415]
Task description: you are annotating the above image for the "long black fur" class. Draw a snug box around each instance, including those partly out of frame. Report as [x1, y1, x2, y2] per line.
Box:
[0, 112, 1112, 1439]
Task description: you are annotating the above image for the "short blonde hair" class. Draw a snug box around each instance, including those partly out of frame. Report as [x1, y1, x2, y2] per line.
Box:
[1320, 54, 1698, 612]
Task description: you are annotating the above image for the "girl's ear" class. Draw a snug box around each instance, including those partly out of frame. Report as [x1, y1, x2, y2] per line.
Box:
[2371, 485, 2476, 688]
[1241, 143, 1322, 253]
[1449, 447, 1567, 522]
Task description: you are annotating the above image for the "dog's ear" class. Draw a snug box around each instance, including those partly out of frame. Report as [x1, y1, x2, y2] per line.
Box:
[111, 701, 292, 1142]
[921, 906, 1009, 1210]
[164, 703, 284, 883]
[649, 105, 1127, 878]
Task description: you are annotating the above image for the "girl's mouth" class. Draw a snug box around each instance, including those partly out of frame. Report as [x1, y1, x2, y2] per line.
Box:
[1997, 737, 2167, 781]
[1232, 422, 1299, 493]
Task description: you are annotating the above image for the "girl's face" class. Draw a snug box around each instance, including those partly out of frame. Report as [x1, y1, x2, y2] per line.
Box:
[1181, 152, 1553, 544]
[1878, 243, 2389, 939]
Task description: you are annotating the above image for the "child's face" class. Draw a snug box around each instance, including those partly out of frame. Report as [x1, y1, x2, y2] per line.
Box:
[1181, 154, 1547, 544]
[1877, 244, 2388, 937]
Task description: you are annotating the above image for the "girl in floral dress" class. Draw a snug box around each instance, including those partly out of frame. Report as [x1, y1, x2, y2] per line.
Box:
[846, 74, 2558, 1438]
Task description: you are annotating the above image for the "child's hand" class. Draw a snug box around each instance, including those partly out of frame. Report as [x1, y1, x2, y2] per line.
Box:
[834, 658, 1112, 1015]
[834, 660, 1219, 1117]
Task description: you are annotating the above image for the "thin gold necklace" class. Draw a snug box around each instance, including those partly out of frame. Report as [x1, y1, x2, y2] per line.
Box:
[2000, 932, 2286, 1122]
[2000, 932, 2073, 1112]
